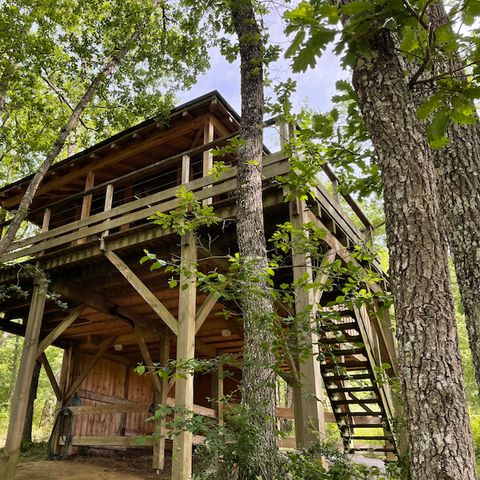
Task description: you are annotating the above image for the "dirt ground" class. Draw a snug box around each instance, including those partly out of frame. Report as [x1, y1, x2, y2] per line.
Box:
[15, 450, 171, 480]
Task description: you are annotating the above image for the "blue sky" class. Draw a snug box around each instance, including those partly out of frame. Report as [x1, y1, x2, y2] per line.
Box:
[177, 10, 346, 117]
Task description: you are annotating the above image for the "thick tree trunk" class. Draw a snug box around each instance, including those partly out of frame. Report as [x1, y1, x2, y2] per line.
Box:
[22, 360, 41, 443]
[0, 0, 162, 259]
[349, 24, 477, 480]
[230, 2, 277, 479]
[408, 1, 480, 396]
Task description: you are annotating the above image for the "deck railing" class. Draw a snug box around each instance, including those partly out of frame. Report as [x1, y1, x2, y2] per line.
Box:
[1, 122, 374, 264]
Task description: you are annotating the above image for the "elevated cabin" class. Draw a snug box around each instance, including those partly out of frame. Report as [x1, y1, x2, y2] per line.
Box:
[0, 92, 398, 479]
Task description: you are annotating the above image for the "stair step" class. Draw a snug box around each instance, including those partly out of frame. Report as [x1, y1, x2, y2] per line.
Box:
[329, 347, 366, 356]
[340, 423, 385, 429]
[320, 321, 358, 332]
[321, 361, 370, 370]
[344, 435, 393, 441]
[323, 373, 373, 381]
[336, 412, 384, 417]
[319, 335, 362, 345]
[350, 447, 396, 453]
[327, 386, 376, 394]
[332, 399, 379, 405]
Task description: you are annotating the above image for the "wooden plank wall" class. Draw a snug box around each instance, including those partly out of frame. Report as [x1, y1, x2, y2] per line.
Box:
[72, 352, 155, 438]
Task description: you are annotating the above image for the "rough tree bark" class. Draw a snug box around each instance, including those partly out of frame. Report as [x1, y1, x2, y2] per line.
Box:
[230, 1, 277, 478]
[408, 1, 480, 395]
[0, 0, 162, 259]
[345, 15, 477, 480]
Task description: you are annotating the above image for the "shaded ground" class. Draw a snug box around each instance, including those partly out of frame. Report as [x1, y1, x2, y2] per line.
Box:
[15, 448, 171, 480]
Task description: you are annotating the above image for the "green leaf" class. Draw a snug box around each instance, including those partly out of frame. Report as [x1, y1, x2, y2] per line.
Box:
[341, 1, 375, 15]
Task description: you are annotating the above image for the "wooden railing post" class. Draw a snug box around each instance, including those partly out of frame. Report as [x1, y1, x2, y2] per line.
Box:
[202, 120, 214, 205]
[101, 183, 114, 240]
[181, 155, 191, 185]
[77, 170, 95, 244]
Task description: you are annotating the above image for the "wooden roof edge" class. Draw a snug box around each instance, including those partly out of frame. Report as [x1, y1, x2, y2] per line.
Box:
[0, 91, 240, 199]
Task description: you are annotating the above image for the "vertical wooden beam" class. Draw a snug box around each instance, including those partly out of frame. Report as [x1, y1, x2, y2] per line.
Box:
[0, 278, 47, 480]
[202, 119, 214, 205]
[289, 199, 325, 449]
[102, 183, 114, 239]
[77, 170, 95, 244]
[181, 155, 191, 185]
[41, 208, 51, 233]
[80, 171, 95, 220]
[153, 331, 170, 472]
[171, 231, 197, 480]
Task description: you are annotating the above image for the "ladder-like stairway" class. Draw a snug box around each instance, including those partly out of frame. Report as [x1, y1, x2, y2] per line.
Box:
[318, 307, 397, 457]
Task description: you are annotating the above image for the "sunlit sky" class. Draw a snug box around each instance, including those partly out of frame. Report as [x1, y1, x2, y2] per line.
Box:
[177, 10, 346, 116]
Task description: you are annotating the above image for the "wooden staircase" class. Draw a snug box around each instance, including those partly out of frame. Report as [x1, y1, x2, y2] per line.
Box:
[318, 305, 397, 458]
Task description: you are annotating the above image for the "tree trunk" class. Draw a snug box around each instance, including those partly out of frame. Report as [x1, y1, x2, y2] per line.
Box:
[348, 22, 477, 480]
[22, 360, 41, 443]
[0, 0, 162, 259]
[230, 2, 277, 479]
[408, 1, 480, 396]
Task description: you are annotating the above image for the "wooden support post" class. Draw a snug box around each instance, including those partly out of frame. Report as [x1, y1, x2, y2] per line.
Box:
[0, 278, 47, 480]
[171, 231, 197, 480]
[289, 199, 325, 449]
[202, 120, 214, 206]
[153, 331, 170, 472]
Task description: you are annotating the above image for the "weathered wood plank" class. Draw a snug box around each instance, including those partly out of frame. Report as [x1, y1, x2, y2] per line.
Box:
[64, 336, 116, 403]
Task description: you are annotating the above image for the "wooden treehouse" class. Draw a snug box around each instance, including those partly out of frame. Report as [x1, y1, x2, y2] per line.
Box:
[0, 92, 398, 479]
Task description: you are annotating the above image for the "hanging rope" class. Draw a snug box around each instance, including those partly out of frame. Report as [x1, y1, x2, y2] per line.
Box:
[47, 406, 74, 461]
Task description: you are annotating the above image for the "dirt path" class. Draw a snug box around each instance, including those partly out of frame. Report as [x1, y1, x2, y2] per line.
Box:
[15, 455, 171, 480]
